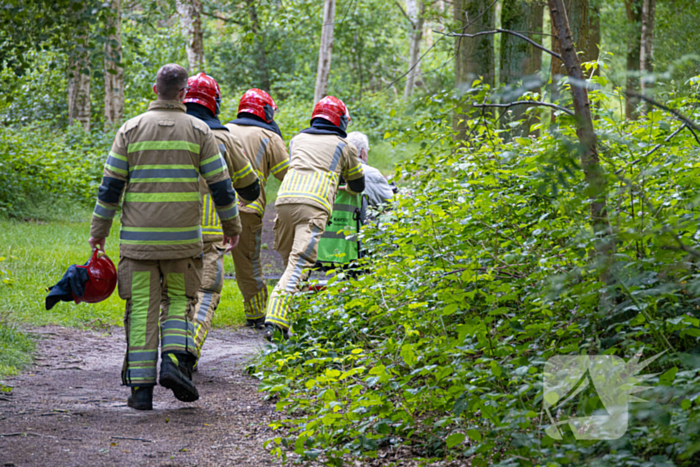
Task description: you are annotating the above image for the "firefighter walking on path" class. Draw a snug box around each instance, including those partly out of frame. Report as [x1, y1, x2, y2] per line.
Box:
[184, 73, 260, 369]
[264, 96, 365, 341]
[88, 64, 241, 410]
[226, 89, 289, 328]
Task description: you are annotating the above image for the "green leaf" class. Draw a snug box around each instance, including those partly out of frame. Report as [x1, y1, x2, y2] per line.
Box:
[446, 432, 465, 448]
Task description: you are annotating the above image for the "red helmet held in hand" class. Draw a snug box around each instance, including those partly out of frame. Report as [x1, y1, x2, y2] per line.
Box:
[73, 248, 117, 304]
[311, 96, 351, 131]
[184, 72, 222, 116]
[237, 88, 278, 123]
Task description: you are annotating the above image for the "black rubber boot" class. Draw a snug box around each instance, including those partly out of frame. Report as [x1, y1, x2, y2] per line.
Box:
[246, 318, 265, 329]
[264, 323, 289, 342]
[159, 352, 199, 402]
[127, 386, 153, 411]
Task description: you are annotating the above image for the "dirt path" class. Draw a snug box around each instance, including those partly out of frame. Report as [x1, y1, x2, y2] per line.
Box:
[0, 326, 281, 467]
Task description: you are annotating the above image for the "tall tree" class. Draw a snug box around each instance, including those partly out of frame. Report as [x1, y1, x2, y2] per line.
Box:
[548, 0, 613, 287]
[176, 0, 205, 73]
[314, 0, 336, 103]
[640, 0, 656, 111]
[245, 0, 271, 91]
[624, 0, 643, 119]
[453, 0, 495, 140]
[500, 0, 544, 135]
[104, 0, 124, 128]
[404, 0, 425, 98]
[67, 26, 91, 131]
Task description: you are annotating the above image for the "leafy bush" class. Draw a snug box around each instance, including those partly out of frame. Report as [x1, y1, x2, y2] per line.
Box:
[0, 125, 109, 218]
[253, 89, 700, 466]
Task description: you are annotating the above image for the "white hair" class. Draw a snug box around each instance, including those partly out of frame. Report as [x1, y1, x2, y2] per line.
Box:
[347, 131, 370, 154]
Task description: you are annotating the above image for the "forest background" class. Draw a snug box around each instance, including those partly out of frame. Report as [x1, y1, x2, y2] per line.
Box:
[2, 0, 700, 465]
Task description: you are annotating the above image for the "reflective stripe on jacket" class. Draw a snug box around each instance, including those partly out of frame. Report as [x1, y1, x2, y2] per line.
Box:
[276, 132, 364, 215]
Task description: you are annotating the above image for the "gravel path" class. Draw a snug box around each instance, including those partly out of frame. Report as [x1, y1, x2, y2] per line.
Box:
[0, 325, 281, 467]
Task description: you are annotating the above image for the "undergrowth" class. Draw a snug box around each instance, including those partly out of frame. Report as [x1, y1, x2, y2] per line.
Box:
[253, 85, 700, 466]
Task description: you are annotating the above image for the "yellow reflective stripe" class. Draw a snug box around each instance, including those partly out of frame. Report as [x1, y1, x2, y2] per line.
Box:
[125, 192, 199, 202]
[345, 164, 363, 177]
[232, 162, 254, 181]
[278, 192, 332, 212]
[270, 159, 289, 175]
[130, 164, 196, 171]
[128, 141, 200, 153]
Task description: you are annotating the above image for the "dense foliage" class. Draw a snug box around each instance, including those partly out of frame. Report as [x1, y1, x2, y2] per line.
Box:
[253, 83, 700, 465]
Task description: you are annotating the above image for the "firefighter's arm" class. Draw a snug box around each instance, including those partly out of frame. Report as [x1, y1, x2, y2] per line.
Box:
[200, 131, 242, 237]
[89, 125, 129, 244]
[225, 134, 259, 203]
[341, 143, 365, 195]
[269, 134, 290, 182]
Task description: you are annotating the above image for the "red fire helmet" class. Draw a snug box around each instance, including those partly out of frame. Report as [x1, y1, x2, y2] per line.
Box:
[72, 248, 117, 304]
[311, 96, 351, 131]
[184, 72, 222, 116]
[237, 88, 278, 123]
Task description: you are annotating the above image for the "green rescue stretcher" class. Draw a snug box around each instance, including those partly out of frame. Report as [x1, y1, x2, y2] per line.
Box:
[316, 190, 363, 266]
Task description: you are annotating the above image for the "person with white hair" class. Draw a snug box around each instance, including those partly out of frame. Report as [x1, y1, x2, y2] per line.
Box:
[346, 132, 394, 206]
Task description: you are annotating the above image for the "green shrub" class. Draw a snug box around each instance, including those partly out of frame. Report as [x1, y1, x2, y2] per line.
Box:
[254, 90, 700, 466]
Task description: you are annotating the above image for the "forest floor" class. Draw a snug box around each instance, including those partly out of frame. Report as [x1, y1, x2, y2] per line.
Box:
[0, 325, 281, 467]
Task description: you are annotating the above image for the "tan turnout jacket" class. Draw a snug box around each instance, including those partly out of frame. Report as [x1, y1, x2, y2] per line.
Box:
[276, 132, 364, 214]
[90, 100, 240, 260]
[225, 123, 289, 217]
[200, 129, 258, 243]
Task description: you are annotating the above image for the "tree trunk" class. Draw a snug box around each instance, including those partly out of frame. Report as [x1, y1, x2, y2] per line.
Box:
[176, 0, 205, 73]
[453, 0, 495, 140]
[245, 0, 271, 91]
[551, 0, 598, 81]
[548, 0, 613, 282]
[67, 30, 91, 131]
[104, 0, 123, 128]
[640, 0, 655, 112]
[500, 0, 544, 135]
[314, 0, 336, 104]
[404, 0, 425, 98]
[624, 0, 642, 119]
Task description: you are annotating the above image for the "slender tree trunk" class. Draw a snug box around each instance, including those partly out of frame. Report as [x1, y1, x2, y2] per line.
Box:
[453, 0, 495, 140]
[245, 0, 271, 91]
[551, 0, 598, 88]
[625, 0, 642, 119]
[104, 0, 123, 128]
[314, 0, 336, 103]
[176, 0, 205, 73]
[500, 0, 544, 135]
[404, 0, 425, 98]
[640, 0, 655, 113]
[67, 29, 91, 131]
[548, 0, 613, 284]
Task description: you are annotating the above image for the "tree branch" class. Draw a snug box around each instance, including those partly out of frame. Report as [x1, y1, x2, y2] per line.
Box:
[201, 10, 244, 26]
[393, 0, 414, 27]
[625, 91, 700, 135]
[473, 100, 574, 116]
[435, 28, 562, 62]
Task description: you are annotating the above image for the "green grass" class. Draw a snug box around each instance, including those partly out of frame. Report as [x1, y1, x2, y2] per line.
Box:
[0, 323, 35, 378]
[0, 214, 249, 330]
[368, 140, 418, 176]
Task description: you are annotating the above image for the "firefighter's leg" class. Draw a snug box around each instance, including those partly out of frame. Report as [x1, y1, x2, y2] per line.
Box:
[266, 204, 328, 337]
[118, 257, 160, 390]
[273, 206, 296, 269]
[231, 212, 267, 325]
[158, 257, 202, 402]
[189, 242, 224, 363]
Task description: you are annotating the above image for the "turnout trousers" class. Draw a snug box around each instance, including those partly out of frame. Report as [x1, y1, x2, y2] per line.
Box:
[231, 211, 268, 321]
[189, 241, 225, 360]
[118, 256, 202, 387]
[265, 204, 329, 330]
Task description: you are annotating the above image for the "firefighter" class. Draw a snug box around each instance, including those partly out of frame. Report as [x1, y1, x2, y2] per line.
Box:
[88, 64, 241, 410]
[183, 73, 260, 368]
[226, 89, 289, 328]
[264, 96, 365, 341]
